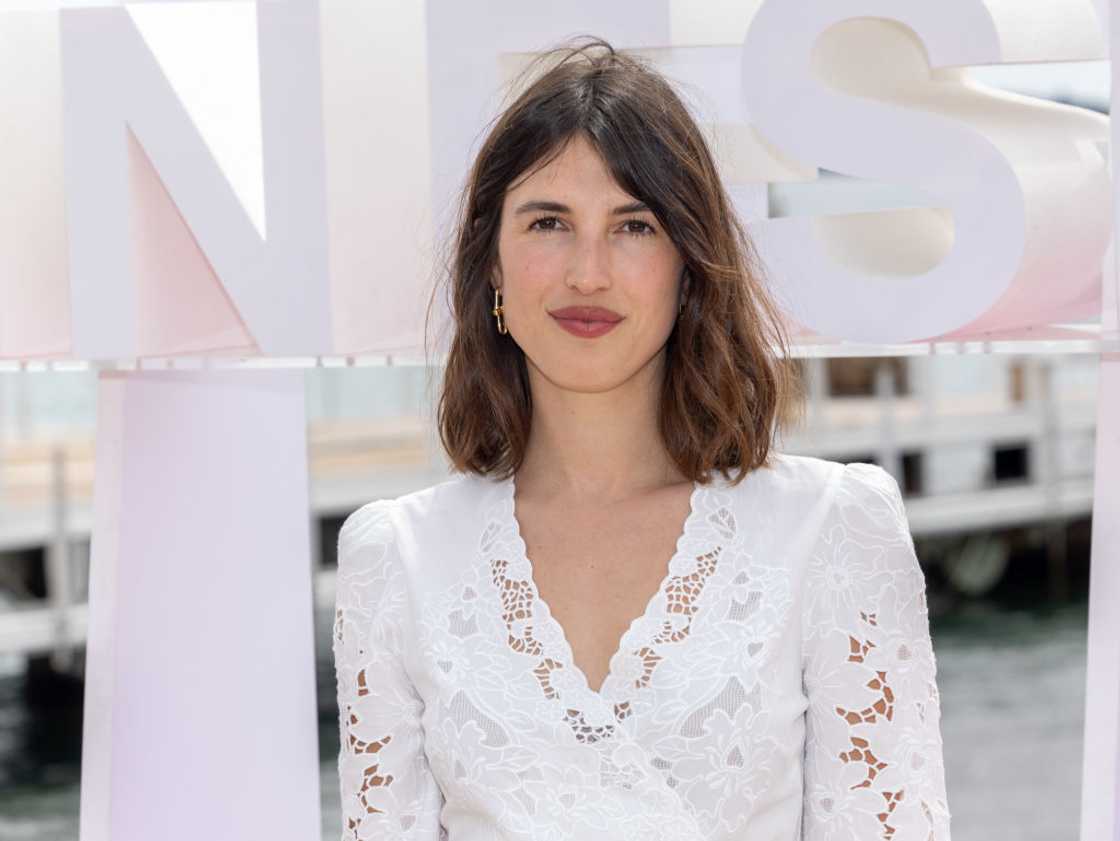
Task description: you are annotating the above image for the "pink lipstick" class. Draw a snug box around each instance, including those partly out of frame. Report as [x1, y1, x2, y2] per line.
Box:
[548, 305, 623, 339]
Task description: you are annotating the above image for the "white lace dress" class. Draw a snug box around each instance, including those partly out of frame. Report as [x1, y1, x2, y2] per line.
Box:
[332, 452, 952, 840]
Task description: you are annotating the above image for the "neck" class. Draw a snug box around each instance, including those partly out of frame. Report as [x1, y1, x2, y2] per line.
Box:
[515, 351, 686, 503]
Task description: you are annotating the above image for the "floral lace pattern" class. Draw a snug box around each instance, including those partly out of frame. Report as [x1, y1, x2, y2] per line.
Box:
[332, 501, 448, 840]
[414, 474, 811, 838]
[332, 457, 952, 840]
[801, 463, 951, 839]
[488, 476, 723, 741]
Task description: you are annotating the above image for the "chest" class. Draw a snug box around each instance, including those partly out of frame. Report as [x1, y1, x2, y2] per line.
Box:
[513, 486, 696, 694]
[412, 477, 807, 836]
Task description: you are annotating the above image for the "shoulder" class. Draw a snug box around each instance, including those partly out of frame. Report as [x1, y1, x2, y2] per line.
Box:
[336, 499, 400, 596]
[743, 452, 903, 508]
[830, 460, 910, 538]
[799, 460, 923, 633]
[753, 453, 911, 545]
[749, 451, 845, 488]
[809, 460, 920, 587]
[338, 471, 497, 562]
[728, 451, 847, 514]
[338, 498, 396, 551]
[390, 470, 493, 526]
[725, 454, 909, 549]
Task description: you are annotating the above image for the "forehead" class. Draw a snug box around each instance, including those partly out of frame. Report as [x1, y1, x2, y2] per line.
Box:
[506, 134, 634, 204]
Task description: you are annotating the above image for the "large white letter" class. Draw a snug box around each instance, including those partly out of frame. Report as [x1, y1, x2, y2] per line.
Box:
[742, 0, 1108, 343]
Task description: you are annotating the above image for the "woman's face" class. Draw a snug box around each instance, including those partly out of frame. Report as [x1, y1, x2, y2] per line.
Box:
[494, 134, 686, 394]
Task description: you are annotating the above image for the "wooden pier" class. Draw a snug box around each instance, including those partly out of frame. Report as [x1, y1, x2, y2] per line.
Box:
[0, 355, 1100, 671]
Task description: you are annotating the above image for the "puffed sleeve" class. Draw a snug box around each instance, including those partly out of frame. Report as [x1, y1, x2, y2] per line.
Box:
[800, 462, 952, 840]
[332, 500, 446, 840]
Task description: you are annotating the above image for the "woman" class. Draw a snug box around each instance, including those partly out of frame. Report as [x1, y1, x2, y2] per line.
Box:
[333, 37, 951, 840]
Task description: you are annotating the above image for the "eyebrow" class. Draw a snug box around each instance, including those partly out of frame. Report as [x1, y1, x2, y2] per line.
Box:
[512, 199, 651, 216]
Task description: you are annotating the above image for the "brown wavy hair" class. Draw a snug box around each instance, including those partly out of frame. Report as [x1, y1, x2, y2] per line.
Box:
[426, 36, 804, 486]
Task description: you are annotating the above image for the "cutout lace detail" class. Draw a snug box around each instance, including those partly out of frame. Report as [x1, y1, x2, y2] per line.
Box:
[486, 476, 725, 743]
[415, 476, 792, 837]
[801, 463, 951, 840]
[334, 458, 951, 839]
[333, 501, 448, 840]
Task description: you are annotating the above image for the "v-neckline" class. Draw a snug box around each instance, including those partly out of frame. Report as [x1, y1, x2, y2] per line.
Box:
[501, 471, 709, 705]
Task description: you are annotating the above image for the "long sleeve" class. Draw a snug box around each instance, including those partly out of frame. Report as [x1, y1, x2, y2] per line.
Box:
[332, 500, 446, 840]
[800, 462, 951, 840]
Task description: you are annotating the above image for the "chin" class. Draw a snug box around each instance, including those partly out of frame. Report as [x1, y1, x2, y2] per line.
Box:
[537, 362, 632, 394]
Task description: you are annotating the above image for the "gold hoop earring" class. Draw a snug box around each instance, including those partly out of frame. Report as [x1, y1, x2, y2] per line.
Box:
[491, 287, 508, 335]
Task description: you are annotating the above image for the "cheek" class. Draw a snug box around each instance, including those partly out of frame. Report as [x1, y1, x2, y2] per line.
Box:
[622, 250, 682, 308]
[505, 246, 563, 297]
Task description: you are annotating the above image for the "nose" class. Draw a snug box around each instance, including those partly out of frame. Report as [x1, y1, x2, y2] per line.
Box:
[564, 232, 612, 294]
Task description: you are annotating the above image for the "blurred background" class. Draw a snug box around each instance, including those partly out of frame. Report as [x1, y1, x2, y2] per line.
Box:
[0, 60, 1110, 841]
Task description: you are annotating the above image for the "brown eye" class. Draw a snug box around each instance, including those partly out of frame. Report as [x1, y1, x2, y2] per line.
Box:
[528, 216, 562, 232]
[623, 220, 656, 236]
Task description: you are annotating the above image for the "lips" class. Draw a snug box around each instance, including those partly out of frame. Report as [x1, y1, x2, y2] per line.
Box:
[548, 306, 623, 322]
[551, 318, 619, 338]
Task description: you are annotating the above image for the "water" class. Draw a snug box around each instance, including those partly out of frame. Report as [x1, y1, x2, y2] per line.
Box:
[0, 594, 1089, 840]
[933, 599, 1088, 841]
